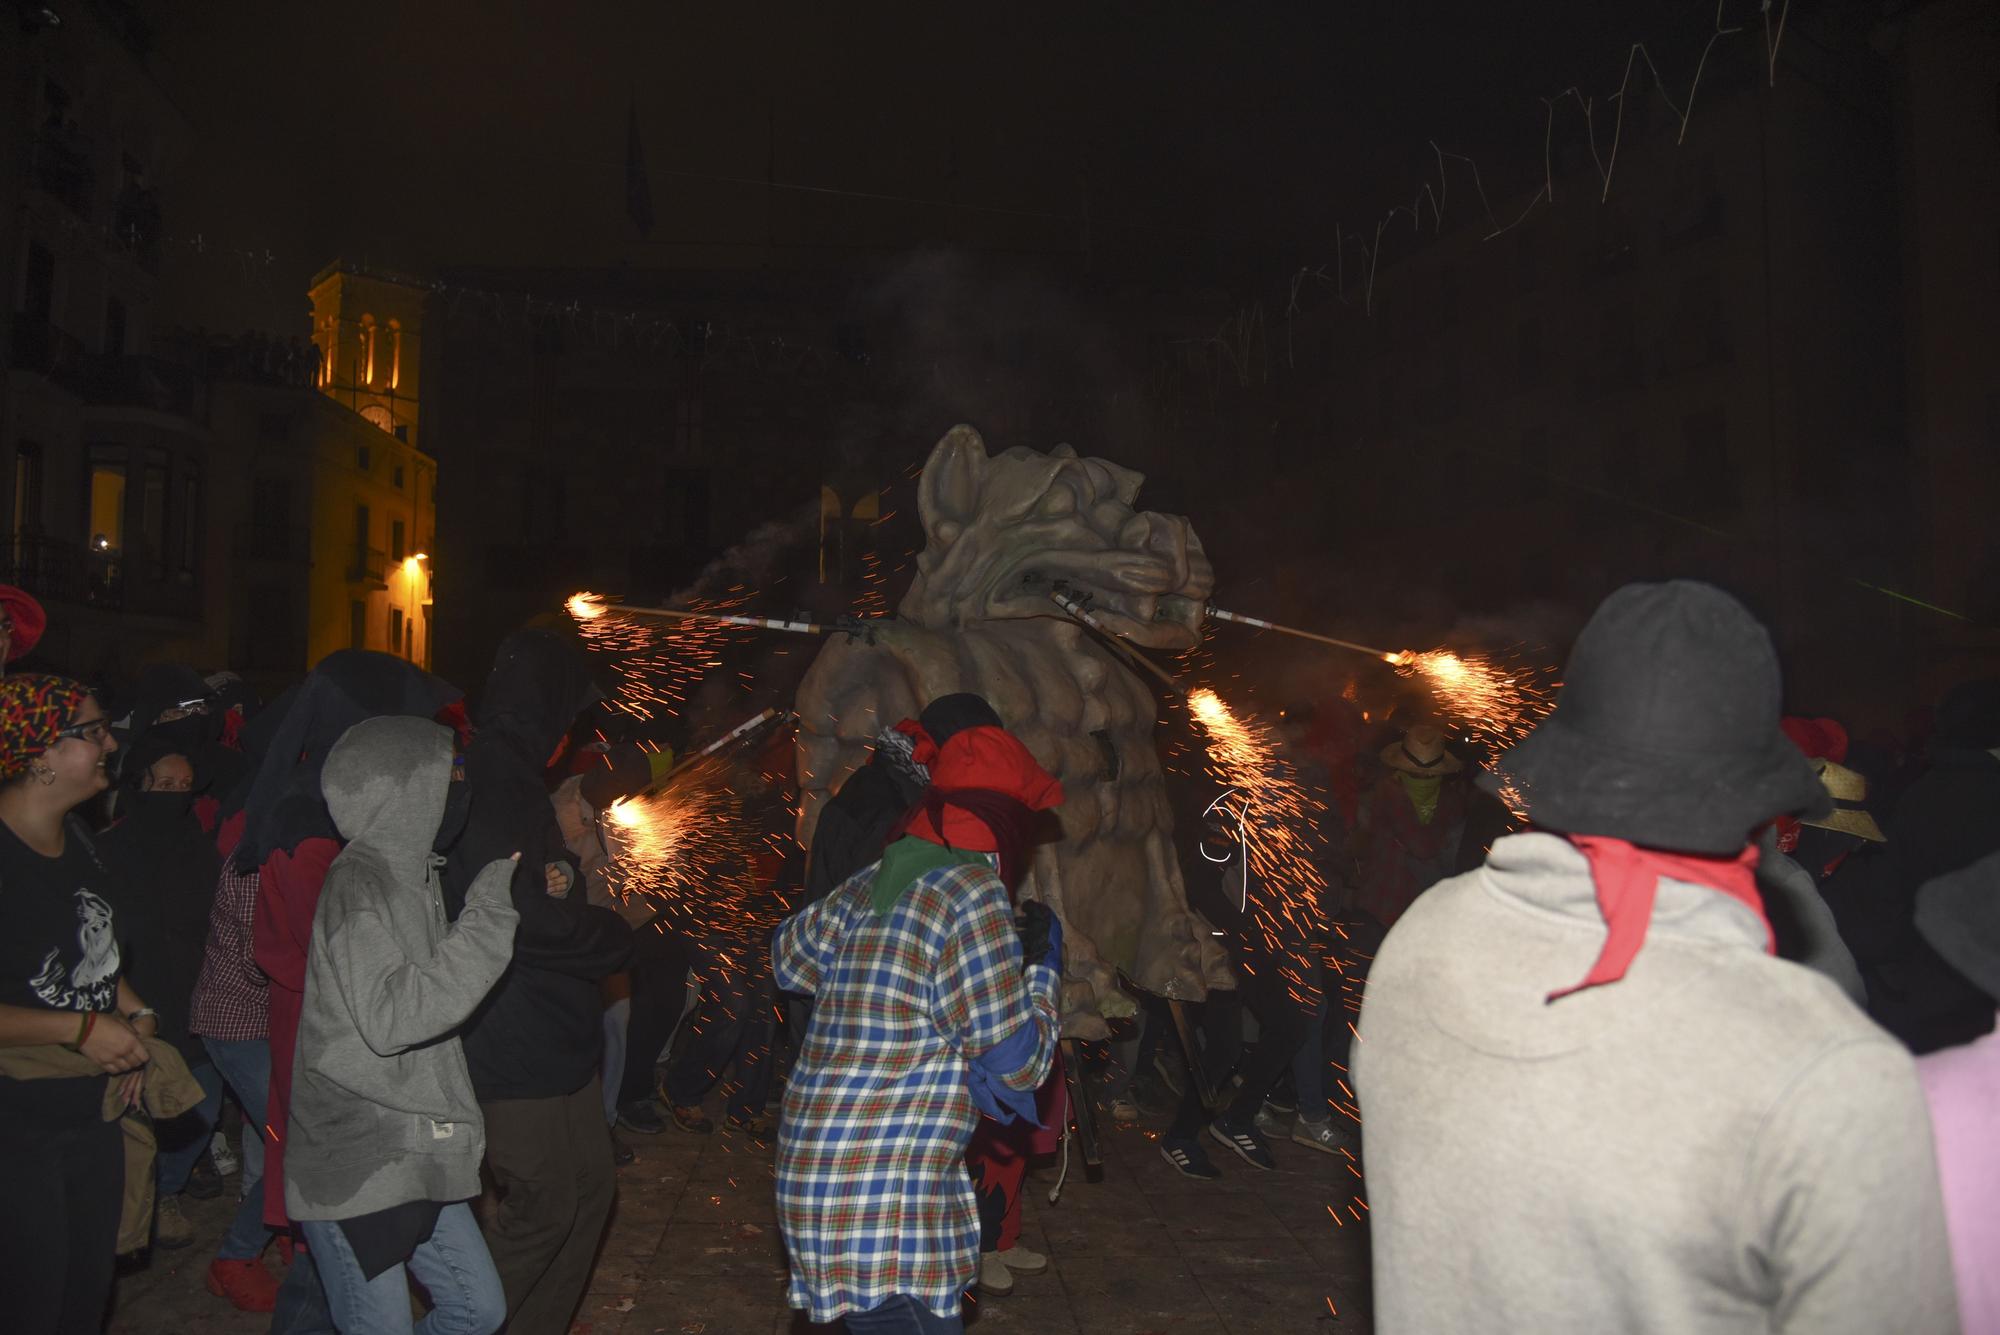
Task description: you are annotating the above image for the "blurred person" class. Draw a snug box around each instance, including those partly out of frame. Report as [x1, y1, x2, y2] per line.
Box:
[1913, 850, 2000, 1335]
[0, 583, 48, 675]
[0, 676, 157, 1333]
[98, 731, 223, 1253]
[286, 716, 521, 1335]
[774, 722, 1063, 1333]
[442, 629, 633, 1335]
[1356, 581, 1957, 1334]
[1823, 676, 2000, 1054]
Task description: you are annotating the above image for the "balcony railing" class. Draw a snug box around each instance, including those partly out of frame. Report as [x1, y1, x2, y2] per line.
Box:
[9, 315, 89, 388]
[350, 545, 387, 585]
[0, 534, 124, 609]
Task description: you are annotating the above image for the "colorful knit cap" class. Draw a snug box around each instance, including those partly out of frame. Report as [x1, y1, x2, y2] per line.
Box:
[0, 674, 92, 781]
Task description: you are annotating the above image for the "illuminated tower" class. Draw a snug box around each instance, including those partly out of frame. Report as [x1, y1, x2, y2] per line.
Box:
[307, 264, 426, 451]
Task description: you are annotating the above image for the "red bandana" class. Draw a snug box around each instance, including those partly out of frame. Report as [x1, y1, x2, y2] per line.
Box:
[1547, 835, 1771, 1002]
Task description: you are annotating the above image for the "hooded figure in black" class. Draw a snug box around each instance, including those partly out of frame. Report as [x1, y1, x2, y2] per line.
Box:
[441, 627, 633, 1334]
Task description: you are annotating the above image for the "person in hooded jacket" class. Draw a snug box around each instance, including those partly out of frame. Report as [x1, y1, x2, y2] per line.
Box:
[241, 650, 463, 1326]
[1822, 676, 2000, 1054]
[1354, 581, 1956, 1335]
[98, 730, 226, 1254]
[287, 715, 521, 1335]
[441, 628, 633, 1335]
[0, 582, 48, 675]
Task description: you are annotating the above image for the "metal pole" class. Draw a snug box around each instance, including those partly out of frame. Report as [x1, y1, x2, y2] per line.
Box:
[1208, 607, 1396, 661]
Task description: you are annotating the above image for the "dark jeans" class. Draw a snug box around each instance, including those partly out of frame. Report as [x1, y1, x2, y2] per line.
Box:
[664, 966, 776, 1120]
[843, 1294, 964, 1334]
[271, 1245, 338, 1335]
[1165, 989, 1308, 1139]
[618, 932, 691, 1106]
[482, 1079, 617, 1334]
[0, 1113, 122, 1335]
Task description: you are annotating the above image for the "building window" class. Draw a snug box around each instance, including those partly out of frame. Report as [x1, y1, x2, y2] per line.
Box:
[393, 424, 409, 443]
[13, 444, 45, 536]
[357, 444, 371, 472]
[88, 450, 127, 553]
[390, 607, 405, 659]
[179, 472, 200, 576]
[354, 502, 371, 555]
[350, 600, 367, 650]
[24, 242, 55, 326]
[140, 451, 168, 566]
[391, 518, 405, 563]
[105, 297, 127, 358]
[393, 463, 405, 490]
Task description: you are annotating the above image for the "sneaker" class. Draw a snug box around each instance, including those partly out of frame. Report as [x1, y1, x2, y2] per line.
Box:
[209, 1131, 241, 1177]
[1290, 1116, 1348, 1156]
[617, 1100, 667, 1135]
[726, 1110, 775, 1136]
[1158, 1137, 1222, 1180]
[185, 1153, 225, 1200]
[1207, 1119, 1277, 1171]
[206, 1256, 279, 1313]
[155, 1195, 195, 1250]
[669, 1103, 714, 1135]
[977, 1251, 1015, 1295]
[1109, 1095, 1140, 1124]
[1252, 1102, 1288, 1137]
[998, 1244, 1048, 1275]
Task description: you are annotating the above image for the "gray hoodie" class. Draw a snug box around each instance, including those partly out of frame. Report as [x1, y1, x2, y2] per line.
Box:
[285, 715, 519, 1222]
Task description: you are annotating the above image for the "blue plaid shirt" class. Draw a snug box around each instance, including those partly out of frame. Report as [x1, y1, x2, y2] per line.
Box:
[773, 858, 1060, 1322]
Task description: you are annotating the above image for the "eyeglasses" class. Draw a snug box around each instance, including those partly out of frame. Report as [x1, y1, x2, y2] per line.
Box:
[52, 718, 113, 746]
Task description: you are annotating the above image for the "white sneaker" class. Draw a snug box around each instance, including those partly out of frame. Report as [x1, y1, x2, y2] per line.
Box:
[1109, 1095, 1140, 1124]
[977, 1251, 1015, 1295]
[998, 1244, 1048, 1275]
[210, 1130, 240, 1177]
[1290, 1116, 1350, 1155]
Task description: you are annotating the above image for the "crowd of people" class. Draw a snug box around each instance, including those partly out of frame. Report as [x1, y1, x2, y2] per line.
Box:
[0, 572, 1992, 1335]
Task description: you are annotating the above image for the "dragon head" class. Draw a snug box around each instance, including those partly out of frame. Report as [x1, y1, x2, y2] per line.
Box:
[899, 426, 1212, 651]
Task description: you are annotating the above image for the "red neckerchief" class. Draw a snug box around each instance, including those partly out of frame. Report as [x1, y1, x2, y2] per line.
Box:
[1547, 835, 1771, 1003]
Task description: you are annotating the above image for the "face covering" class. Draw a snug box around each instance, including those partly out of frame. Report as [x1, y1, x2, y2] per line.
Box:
[124, 789, 196, 826]
[1397, 772, 1443, 825]
[433, 777, 472, 854]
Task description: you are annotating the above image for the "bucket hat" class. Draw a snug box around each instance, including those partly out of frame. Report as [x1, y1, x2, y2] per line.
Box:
[1798, 758, 1885, 843]
[1498, 580, 1829, 855]
[1915, 849, 2000, 1002]
[1380, 723, 1463, 777]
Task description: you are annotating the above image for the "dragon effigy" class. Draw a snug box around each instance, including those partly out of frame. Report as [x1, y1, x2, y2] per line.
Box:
[796, 425, 1232, 1036]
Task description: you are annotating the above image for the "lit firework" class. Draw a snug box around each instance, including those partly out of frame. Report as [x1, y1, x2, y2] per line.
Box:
[1184, 686, 1334, 1011]
[568, 588, 766, 722]
[1383, 647, 1556, 759]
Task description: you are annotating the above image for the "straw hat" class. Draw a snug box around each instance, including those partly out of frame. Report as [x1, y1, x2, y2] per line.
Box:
[1798, 758, 1885, 842]
[1381, 723, 1462, 777]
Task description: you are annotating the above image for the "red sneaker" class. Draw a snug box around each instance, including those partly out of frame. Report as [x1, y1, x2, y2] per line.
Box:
[206, 1257, 280, 1313]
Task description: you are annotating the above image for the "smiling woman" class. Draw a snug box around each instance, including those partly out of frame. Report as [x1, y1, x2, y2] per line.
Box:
[0, 674, 161, 1333]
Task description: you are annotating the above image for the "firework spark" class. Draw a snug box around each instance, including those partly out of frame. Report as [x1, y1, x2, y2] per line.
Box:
[1384, 647, 1556, 758]
[1185, 687, 1333, 1008]
[568, 588, 767, 722]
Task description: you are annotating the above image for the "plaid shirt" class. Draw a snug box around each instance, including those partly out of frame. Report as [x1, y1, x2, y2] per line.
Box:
[189, 853, 269, 1041]
[774, 859, 1059, 1322]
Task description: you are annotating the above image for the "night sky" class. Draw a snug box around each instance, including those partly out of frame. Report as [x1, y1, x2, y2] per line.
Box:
[148, 0, 1714, 333]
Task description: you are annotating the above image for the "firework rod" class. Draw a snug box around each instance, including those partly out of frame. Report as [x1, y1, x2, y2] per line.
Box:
[627, 707, 790, 801]
[1046, 591, 1190, 695]
[1207, 607, 1395, 661]
[608, 603, 828, 636]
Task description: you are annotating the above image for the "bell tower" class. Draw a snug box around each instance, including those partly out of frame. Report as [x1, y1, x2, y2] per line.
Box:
[307, 264, 427, 451]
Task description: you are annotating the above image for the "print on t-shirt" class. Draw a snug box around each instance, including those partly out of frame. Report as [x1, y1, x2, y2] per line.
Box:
[29, 888, 120, 1011]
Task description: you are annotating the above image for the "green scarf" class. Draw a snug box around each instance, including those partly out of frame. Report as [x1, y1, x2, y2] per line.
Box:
[870, 835, 991, 915]
[1398, 772, 1443, 825]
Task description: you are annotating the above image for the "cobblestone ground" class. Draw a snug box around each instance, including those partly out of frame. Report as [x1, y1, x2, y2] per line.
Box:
[108, 1102, 1372, 1334]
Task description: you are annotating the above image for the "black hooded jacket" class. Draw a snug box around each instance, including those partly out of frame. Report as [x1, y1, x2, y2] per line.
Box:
[444, 628, 633, 1100]
[101, 732, 224, 1060]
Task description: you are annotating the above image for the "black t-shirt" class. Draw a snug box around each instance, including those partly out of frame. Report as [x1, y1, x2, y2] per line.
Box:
[0, 817, 123, 1127]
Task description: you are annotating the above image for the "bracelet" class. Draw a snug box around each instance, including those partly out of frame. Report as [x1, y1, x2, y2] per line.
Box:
[126, 1007, 158, 1028]
[66, 1010, 96, 1052]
